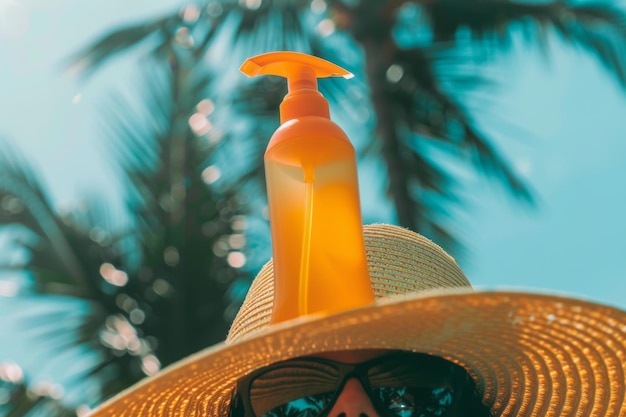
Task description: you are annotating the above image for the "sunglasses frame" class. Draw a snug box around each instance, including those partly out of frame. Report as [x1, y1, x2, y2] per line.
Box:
[229, 351, 462, 417]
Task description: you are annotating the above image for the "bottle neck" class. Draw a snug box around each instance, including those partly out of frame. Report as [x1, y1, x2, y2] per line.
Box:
[280, 90, 330, 124]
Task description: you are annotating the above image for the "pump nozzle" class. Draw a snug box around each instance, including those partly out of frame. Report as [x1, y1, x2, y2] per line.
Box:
[240, 51, 353, 123]
[241, 51, 353, 90]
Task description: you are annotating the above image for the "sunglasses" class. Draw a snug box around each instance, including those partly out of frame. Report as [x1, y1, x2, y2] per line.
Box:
[230, 351, 466, 417]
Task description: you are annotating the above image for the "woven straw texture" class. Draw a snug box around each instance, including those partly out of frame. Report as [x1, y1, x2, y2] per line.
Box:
[90, 225, 626, 417]
[227, 224, 470, 343]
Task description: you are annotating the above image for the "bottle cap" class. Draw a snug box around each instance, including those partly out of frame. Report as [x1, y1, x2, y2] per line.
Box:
[240, 51, 353, 123]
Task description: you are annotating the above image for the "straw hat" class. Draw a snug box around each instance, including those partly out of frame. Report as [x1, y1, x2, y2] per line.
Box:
[89, 224, 626, 416]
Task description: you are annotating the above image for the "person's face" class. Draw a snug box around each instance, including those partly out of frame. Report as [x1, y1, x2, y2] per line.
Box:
[315, 350, 387, 417]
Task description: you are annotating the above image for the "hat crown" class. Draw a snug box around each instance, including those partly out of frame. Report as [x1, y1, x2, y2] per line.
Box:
[227, 224, 471, 344]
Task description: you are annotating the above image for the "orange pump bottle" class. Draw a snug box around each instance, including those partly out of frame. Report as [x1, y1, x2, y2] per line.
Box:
[241, 52, 375, 324]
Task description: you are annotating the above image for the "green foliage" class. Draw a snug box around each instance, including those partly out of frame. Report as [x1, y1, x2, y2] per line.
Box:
[0, 363, 77, 417]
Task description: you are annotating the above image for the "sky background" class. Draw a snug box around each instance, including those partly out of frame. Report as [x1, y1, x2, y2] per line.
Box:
[0, 0, 625, 408]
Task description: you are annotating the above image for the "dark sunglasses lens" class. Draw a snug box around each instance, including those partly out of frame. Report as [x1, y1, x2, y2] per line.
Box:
[260, 393, 335, 417]
[368, 355, 457, 417]
[249, 361, 339, 417]
[374, 386, 454, 417]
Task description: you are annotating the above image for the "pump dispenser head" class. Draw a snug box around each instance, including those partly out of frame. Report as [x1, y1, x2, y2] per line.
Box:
[240, 51, 353, 123]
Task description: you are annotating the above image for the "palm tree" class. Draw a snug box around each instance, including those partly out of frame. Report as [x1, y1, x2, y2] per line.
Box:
[1, 0, 625, 414]
[0, 362, 76, 417]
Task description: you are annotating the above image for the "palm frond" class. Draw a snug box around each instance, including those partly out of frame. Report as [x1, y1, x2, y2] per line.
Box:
[65, 17, 170, 77]
[232, 1, 311, 53]
[395, 47, 534, 201]
[0, 363, 78, 417]
[0, 141, 90, 293]
[66, 3, 237, 79]
[87, 41, 255, 373]
[423, 1, 626, 87]
[0, 142, 151, 405]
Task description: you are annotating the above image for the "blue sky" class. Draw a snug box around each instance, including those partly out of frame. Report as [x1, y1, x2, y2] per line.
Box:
[459, 33, 626, 308]
[0, 0, 625, 406]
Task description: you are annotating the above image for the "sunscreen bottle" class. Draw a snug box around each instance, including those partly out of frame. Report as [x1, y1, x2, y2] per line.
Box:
[240, 52, 375, 324]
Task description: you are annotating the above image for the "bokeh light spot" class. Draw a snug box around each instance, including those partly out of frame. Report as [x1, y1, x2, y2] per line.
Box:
[316, 19, 335, 37]
[189, 112, 212, 135]
[231, 215, 247, 231]
[163, 246, 180, 266]
[76, 405, 92, 416]
[141, 355, 161, 376]
[181, 5, 200, 23]
[227, 251, 246, 268]
[99, 263, 128, 287]
[129, 308, 146, 325]
[0, 280, 18, 297]
[153, 279, 173, 297]
[196, 98, 215, 115]
[240, 0, 262, 10]
[0, 362, 23, 383]
[228, 234, 246, 249]
[213, 238, 229, 257]
[201, 165, 221, 184]
[175, 26, 194, 48]
[30, 381, 64, 400]
[386, 64, 404, 83]
[310, 0, 326, 14]
[207, 1, 223, 17]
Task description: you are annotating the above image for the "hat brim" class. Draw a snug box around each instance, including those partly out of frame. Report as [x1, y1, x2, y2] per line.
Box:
[90, 289, 626, 416]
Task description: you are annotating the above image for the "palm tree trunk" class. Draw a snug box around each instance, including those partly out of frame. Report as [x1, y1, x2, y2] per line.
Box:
[362, 39, 418, 230]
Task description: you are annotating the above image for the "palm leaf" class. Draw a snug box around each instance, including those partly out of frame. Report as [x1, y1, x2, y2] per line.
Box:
[423, 1, 626, 87]
[87, 48, 253, 369]
[0, 142, 156, 404]
[66, 3, 238, 78]
[395, 47, 533, 199]
[66, 17, 170, 77]
[0, 364, 78, 417]
[0, 141, 90, 293]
